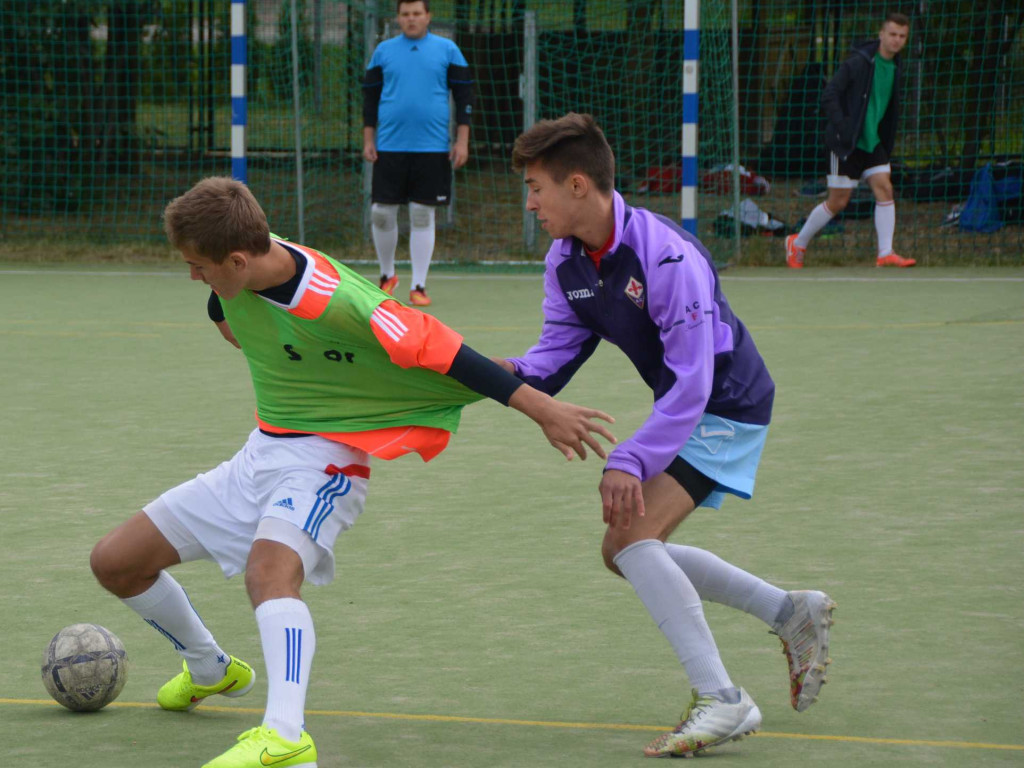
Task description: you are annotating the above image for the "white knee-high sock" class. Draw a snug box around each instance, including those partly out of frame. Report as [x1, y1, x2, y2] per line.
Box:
[795, 201, 836, 248]
[664, 544, 790, 629]
[371, 203, 399, 278]
[121, 570, 229, 685]
[614, 539, 734, 695]
[408, 202, 436, 289]
[257, 598, 315, 743]
[875, 200, 896, 256]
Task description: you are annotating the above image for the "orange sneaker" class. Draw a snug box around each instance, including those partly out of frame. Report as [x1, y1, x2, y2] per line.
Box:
[785, 234, 805, 269]
[876, 253, 916, 268]
[379, 274, 399, 295]
[409, 285, 431, 307]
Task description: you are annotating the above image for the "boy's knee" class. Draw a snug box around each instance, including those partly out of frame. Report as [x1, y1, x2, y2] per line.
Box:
[600, 538, 624, 577]
[90, 536, 134, 595]
[371, 203, 398, 230]
[244, 556, 275, 596]
[827, 196, 849, 213]
[409, 202, 435, 230]
[244, 542, 304, 607]
[89, 539, 110, 583]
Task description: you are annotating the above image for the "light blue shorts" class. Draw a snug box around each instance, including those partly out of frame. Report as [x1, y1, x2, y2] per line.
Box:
[678, 413, 769, 510]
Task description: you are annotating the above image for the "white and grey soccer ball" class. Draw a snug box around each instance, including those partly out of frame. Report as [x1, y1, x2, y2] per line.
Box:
[41, 623, 128, 711]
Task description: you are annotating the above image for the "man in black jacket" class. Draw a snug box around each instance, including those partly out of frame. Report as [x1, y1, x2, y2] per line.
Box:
[787, 13, 914, 268]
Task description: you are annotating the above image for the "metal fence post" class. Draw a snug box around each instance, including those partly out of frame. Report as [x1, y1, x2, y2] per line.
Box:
[730, 0, 741, 257]
[521, 10, 537, 252]
[681, 0, 699, 236]
[230, 0, 247, 184]
[362, 4, 378, 239]
[290, 0, 306, 242]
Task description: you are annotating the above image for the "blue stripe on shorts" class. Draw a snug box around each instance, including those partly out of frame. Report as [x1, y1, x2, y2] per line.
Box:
[305, 474, 351, 541]
[678, 413, 769, 510]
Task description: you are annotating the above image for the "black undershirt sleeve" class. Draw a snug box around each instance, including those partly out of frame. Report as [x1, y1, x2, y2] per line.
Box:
[362, 66, 384, 128]
[445, 344, 523, 406]
[207, 290, 225, 322]
[447, 64, 474, 126]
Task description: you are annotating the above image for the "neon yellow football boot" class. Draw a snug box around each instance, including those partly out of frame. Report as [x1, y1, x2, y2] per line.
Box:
[157, 655, 256, 711]
[202, 726, 317, 768]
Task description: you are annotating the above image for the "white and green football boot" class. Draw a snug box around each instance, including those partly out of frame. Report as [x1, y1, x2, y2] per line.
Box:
[157, 655, 256, 711]
[202, 726, 317, 768]
[643, 688, 762, 757]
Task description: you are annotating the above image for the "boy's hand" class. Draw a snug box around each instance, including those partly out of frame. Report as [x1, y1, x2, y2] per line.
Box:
[450, 139, 469, 169]
[599, 469, 645, 529]
[508, 386, 616, 460]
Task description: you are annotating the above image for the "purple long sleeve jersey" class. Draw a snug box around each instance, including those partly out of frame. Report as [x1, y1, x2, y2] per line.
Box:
[508, 192, 775, 482]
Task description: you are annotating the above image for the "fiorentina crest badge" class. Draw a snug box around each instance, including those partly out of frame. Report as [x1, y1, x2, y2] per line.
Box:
[625, 276, 645, 309]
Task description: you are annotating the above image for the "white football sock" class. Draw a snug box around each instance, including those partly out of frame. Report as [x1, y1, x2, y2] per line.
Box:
[664, 544, 789, 629]
[614, 539, 734, 695]
[408, 202, 436, 289]
[257, 598, 315, 744]
[795, 201, 836, 248]
[121, 570, 229, 685]
[371, 203, 399, 279]
[875, 200, 896, 256]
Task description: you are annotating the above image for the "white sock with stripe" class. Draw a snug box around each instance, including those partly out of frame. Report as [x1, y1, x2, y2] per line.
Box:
[371, 203, 399, 279]
[664, 544, 789, 629]
[875, 200, 896, 256]
[408, 202, 435, 289]
[257, 597, 315, 743]
[614, 540, 734, 696]
[795, 201, 836, 248]
[121, 570, 229, 685]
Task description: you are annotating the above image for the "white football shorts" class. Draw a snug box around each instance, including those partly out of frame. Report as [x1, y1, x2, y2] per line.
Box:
[144, 428, 369, 585]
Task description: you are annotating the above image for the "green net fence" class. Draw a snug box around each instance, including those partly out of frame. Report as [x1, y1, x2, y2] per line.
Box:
[1, 0, 1021, 265]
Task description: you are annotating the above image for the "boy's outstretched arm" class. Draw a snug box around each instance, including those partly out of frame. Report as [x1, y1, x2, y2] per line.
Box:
[369, 301, 616, 459]
[506, 382, 615, 461]
[489, 356, 613, 460]
[447, 345, 614, 460]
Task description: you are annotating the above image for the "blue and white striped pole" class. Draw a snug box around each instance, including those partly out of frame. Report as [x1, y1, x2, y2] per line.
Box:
[681, 0, 699, 235]
[230, 0, 247, 183]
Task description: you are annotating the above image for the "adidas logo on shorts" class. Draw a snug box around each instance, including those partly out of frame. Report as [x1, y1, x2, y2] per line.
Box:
[272, 497, 295, 511]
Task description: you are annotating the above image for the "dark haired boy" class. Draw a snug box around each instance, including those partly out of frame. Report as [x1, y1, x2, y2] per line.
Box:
[498, 113, 836, 758]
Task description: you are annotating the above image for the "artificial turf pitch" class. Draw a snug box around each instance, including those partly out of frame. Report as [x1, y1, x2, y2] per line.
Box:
[1, 265, 1022, 767]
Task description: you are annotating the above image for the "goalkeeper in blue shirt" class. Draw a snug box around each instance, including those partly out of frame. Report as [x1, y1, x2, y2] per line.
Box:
[362, 0, 473, 307]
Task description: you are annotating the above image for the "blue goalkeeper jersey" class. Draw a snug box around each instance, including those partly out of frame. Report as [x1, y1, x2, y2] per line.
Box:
[366, 33, 468, 152]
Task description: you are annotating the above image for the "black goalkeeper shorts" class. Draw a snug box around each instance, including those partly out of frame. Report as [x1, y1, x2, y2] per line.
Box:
[372, 151, 452, 206]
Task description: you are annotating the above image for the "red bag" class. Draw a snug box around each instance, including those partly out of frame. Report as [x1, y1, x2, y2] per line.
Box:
[700, 165, 771, 196]
[638, 165, 682, 194]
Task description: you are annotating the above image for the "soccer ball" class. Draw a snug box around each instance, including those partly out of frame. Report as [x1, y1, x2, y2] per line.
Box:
[41, 623, 128, 711]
